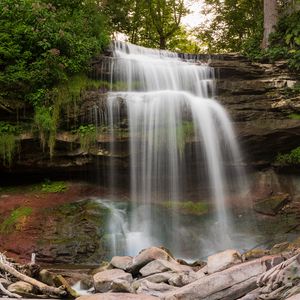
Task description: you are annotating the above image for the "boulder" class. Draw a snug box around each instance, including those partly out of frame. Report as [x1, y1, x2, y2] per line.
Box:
[243, 249, 270, 261]
[269, 242, 290, 255]
[253, 193, 290, 216]
[137, 280, 177, 297]
[132, 272, 175, 291]
[7, 281, 34, 297]
[80, 276, 94, 290]
[237, 289, 260, 300]
[140, 259, 192, 277]
[39, 269, 55, 286]
[127, 247, 175, 274]
[110, 279, 132, 293]
[93, 269, 133, 293]
[111, 256, 133, 270]
[207, 249, 243, 274]
[77, 293, 158, 300]
[163, 255, 284, 300]
[168, 271, 204, 287]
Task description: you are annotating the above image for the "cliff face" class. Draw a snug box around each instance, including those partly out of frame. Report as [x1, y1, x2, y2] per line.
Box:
[1, 55, 299, 178]
[210, 55, 300, 166]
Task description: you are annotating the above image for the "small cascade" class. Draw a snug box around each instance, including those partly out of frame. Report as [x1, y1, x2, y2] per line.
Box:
[93, 41, 248, 258]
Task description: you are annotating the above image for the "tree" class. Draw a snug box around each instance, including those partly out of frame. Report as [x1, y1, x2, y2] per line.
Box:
[104, 0, 189, 50]
[262, 0, 279, 49]
[0, 0, 110, 105]
[145, 0, 188, 49]
[195, 0, 263, 53]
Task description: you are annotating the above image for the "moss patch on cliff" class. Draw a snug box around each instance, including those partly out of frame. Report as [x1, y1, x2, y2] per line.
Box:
[0, 207, 32, 233]
[0, 122, 19, 167]
[161, 201, 209, 216]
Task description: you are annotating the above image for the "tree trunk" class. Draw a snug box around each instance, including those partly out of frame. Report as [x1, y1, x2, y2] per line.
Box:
[262, 0, 278, 49]
[159, 36, 166, 49]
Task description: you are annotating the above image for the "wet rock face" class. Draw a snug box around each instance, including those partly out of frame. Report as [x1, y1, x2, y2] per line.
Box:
[211, 58, 300, 165]
[34, 200, 110, 264]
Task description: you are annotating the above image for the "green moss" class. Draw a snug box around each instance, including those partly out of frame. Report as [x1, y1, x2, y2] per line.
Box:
[0, 207, 32, 233]
[161, 201, 209, 215]
[0, 122, 18, 167]
[288, 113, 300, 120]
[41, 180, 67, 193]
[275, 146, 300, 165]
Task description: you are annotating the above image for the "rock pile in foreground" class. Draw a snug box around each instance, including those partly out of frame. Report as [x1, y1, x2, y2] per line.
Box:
[78, 245, 300, 300]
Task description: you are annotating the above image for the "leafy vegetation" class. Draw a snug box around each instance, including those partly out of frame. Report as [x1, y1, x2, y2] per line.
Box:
[0, 0, 109, 103]
[276, 147, 300, 165]
[77, 124, 97, 152]
[104, 0, 191, 50]
[0, 122, 18, 167]
[0, 207, 32, 233]
[267, 10, 300, 70]
[41, 180, 68, 193]
[0, 0, 110, 160]
[196, 0, 263, 53]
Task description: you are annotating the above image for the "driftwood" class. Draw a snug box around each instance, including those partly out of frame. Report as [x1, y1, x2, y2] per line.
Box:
[0, 254, 66, 298]
[257, 253, 300, 300]
[0, 282, 21, 298]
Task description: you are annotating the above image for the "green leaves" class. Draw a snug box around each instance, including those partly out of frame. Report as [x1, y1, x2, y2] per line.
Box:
[0, 0, 110, 104]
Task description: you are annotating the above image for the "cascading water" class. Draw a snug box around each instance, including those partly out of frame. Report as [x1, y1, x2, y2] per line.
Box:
[95, 41, 249, 258]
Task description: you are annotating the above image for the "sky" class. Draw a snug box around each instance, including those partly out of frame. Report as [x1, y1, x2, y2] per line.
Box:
[182, 1, 205, 28]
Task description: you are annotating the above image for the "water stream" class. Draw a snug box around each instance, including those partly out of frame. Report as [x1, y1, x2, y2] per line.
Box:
[95, 42, 249, 258]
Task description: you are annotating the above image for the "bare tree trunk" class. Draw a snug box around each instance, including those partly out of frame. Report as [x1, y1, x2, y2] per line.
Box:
[159, 36, 166, 49]
[262, 0, 278, 49]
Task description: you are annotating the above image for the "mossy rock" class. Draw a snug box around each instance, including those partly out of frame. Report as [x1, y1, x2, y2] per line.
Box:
[254, 193, 290, 216]
[160, 201, 209, 216]
[270, 242, 290, 255]
[243, 248, 270, 261]
[36, 199, 111, 264]
[0, 207, 33, 233]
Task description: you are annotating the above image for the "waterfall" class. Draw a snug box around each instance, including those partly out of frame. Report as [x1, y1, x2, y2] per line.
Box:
[97, 41, 248, 258]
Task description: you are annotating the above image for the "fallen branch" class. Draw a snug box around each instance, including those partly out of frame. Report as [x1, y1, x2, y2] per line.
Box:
[0, 257, 66, 297]
[0, 282, 21, 298]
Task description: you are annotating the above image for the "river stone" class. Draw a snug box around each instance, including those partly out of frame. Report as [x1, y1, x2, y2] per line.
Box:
[132, 272, 175, 291]
[140, 259, 192, 277]
[168, 270, 205, 287]
[39, 269, 55, 286]
[163, 255, 284, 300]
[137, 280, 177, 297]
[253, 193, 290, 216]
[127, 247, 175, 274]
[93, 269, 133, 292]
[243, 248, 270, 261]
[110, 279, 132, 293]
[7, 281, 34, 296]
[207, 249, 242, 274]
[270, 241, 290, 255]
[110, 256, 133, 270]
[77, 293, 158, 300]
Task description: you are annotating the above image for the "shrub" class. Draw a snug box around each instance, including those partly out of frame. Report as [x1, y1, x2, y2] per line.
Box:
[77, 124, 97, 152]
[276, 146, 300, 165]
